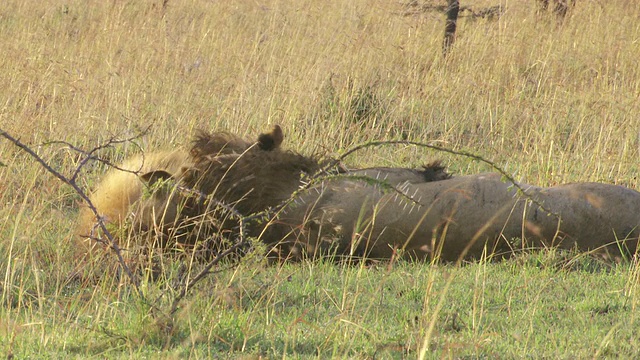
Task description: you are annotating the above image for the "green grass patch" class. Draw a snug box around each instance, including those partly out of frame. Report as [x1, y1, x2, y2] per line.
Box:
[2, 0, 640, 357]
[3, 254, 640, 358]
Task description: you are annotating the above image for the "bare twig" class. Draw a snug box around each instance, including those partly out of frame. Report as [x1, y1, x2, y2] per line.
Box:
[145, 183, 252, 314]
[42, 125, 151, 183]
[0, 128, 144, 293]
[315, 139, 562, 219]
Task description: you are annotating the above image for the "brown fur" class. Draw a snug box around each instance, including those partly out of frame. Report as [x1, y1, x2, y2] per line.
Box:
[74, 125, 295, 260]
[183, 147, 320, 215]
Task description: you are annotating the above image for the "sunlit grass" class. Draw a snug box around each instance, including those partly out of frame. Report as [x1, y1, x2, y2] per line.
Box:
[1, 0, 640, 358]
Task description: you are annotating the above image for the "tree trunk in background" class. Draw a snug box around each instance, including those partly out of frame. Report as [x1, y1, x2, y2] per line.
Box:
[537, 0, 574, 19]
[553, 0, 571, 18]
[443, 0, 460, 56]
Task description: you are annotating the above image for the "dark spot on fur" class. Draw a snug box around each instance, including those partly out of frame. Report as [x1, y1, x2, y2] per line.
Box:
[421, 161, 451, 182]
[257, 125, 284, 151]
[140, 170, 173, 187]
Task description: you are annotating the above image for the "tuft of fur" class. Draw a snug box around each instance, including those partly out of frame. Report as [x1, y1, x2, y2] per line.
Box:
[346, 161, 451, 188]
[190, 124, 284, 162]
[421, 160, 451, 182]
[75, 150, 189, 259]
[257, 125, 284, 151]
[190, 131, 252, 159]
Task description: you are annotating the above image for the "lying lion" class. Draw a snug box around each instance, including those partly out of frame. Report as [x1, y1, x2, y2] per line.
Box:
[268, 172, 640, 261]
[76, 126, 640, 262]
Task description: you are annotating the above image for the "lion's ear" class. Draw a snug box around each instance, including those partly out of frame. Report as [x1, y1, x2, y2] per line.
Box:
[140, 170, 174, 187]
[257, 124, 284, 151]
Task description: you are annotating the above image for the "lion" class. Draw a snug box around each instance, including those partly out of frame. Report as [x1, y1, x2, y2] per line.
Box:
[268, 172, 640, 261]
[77, 124, 640, 265]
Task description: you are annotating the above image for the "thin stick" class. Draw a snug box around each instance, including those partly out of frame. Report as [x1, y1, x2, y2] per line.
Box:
[0, 129, 143, 293]
[326, 140, 561, 219]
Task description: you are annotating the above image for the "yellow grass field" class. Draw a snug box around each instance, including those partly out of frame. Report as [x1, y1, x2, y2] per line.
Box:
[1, 1, 638, 180]
[1, 0, 640, 358]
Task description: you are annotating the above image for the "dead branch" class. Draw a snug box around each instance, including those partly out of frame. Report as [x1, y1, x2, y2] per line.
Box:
[0, 128, 144, 292]
[324, 139, 561, 220]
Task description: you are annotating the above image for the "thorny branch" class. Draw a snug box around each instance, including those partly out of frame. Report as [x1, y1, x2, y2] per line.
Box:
[0, 127, 257, 338]
[42, 125, 152, 183]
[0, 128, 145, 293]
[322, 139, 561, 220]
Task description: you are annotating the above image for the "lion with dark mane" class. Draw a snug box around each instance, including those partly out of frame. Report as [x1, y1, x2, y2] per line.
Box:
[77, 125, 640, 263]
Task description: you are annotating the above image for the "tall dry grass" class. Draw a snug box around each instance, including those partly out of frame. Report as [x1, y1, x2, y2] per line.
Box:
[0, 1, 636, 176]
[1, 0, 640, 357]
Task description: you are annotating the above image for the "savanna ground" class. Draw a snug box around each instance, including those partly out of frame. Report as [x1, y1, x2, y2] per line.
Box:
[1, 0, 640, 358]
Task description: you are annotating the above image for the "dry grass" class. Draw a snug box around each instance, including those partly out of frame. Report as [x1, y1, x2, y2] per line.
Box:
[1, 0, 640, 357]
[1, 0, 638, 176]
